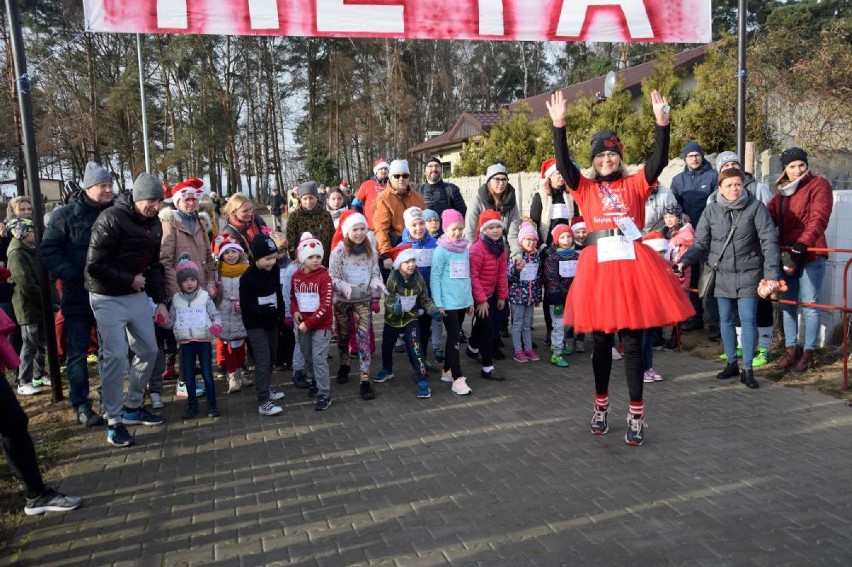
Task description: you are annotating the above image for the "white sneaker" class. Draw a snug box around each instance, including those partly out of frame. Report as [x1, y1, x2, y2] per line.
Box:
[150, 393, 164, 409]
[17, 383, 41, 396]
[452, 377, 472, 395]
[643, 370, 655, 383]
[258, 401, 283, 416]
[269, 388, 285, 401]
[227, 373, 242, 393]
[611, 347, 623, 360]
[440, 370, 453, 383]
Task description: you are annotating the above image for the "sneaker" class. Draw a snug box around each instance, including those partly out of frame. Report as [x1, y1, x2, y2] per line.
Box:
[150, 393, 164, 409]
[291, 370, 309, 389]
[752, 347, 771, 368]
[394, 337, 405, 353]
[440, 370, 453, 383]
[465, 347, 480, 362]
[575, 340, 586, 353]
[123, 406, 165, 426]
[269, 388, 285, 401]
[360, 381, 376, 400]
[182, 406, 199, 419]
[480, 368, 504, 381]
[719, 348, 743, 362]
[87, 353, 98, 364]
[524, 349, 541, 362]
[643, 370, 655, 383]
[24, 487, 82, 516]
[228, 373, 241, 393]
[550, 354, 569, 368]
[561, 345, 574, 356]
[417, 380, 431, 399]
[77, 407, 104, 427]
[513, 350, 529, 363]
[336, 364, 350, 384]
[32, 376, 51, 387]
[434, 348, 445, 363]
[107, 423, 135, 447]
[308, 383, 319, 398]
[373, 369, 394, 383]
[648, 368, 663, 381]
[17, 383, 41, 396]
[625, 414, 646, 446]
[258, 401, 283, 416]
[611, 347, 623, 361]
[452, 377, 472, 395]
[208, 408, 220, 418]
[176, 382, 188, 398]
[315, 395, 332, 411]
[590, 410, 609, 435]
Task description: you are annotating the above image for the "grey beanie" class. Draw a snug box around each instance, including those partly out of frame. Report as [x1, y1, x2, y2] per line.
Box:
[297, 181, 319, 199]
[716, 151, 740, 171]
[82, 161, 112, 190]
[132, 173, 165, 202]
[485, 163, 508, 183]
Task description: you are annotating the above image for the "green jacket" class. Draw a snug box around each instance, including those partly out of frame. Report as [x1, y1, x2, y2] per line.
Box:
[384, 270, 436, 328]
[7, 238, 45, 325]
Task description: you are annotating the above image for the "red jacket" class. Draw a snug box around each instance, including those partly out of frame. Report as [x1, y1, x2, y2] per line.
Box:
[767, 171, 833, 264]
[290, 266, 334, 331]
[469, 238, 509, 304]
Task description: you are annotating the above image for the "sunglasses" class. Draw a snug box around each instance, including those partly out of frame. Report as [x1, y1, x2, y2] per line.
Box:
[393, 174, 410, 179]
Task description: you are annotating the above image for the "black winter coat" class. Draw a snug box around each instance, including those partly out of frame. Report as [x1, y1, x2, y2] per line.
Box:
[239, 264, 284, 329]
[84, 194, 167, 304]
[41, 190, 113, 316]
[418, 180, 467, 218]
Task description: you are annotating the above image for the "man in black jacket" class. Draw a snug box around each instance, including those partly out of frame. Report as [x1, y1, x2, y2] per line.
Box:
[41, 162, 114, 427]
[85, 173, 170, 448]
[418, 157, 467, 219]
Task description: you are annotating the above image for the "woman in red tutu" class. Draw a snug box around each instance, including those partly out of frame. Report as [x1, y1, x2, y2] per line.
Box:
[547, 89, 694, 446]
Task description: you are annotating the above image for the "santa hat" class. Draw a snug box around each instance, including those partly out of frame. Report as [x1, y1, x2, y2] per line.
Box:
[477, 209, 503, 234]
[339, 181, 350, 191]
[330, 210, 363, 250]
[175, 254, 200, 284]
[570, 216, 586, 232]
[403, 206, 423, 227]
[518, 222, 539, 243]
[373, 157, 390, 175]
[541, 158, 558, 180]
[390, 243, 417, 270]
[341, 212, 368, 241]
[211, 233, 244, 259]
[551, 224, 573, 245]
[167, 177, 206, 204]
[297, 232, 324, 264]
[642, 231, 669, 253]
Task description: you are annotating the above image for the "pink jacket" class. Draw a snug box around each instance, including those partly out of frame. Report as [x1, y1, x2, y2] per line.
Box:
[469, 238, 509, 304]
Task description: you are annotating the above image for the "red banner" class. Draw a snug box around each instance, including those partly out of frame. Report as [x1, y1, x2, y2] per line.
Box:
[83, 1, 711, 43]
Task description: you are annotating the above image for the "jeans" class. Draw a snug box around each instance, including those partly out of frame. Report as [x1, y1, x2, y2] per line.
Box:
[642, 328, 658, 372]
[510, 303, 534, 352]
[64, 314, 96, 411]
[17, 323, 45, 385]
[718, 296, 757, 369]
[381, 321, 427, 378]
[781, 257, 826, 350]
[180, 341, 216, 410]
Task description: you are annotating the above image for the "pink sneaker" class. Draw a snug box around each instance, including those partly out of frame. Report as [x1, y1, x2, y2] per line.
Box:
[648, 368, 663, 381]
[513, 351, 529, 363]
[643, 370, 655, 383]
[524, 349, 541, 361]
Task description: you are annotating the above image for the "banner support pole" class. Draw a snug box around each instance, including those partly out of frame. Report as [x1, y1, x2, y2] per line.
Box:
[137, 33, 151, 173]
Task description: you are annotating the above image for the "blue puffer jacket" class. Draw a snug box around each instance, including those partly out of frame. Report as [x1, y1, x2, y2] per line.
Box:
[40, 190, 113, 316]
[401, 229, 438, 292]
[671, 159, 717, 226]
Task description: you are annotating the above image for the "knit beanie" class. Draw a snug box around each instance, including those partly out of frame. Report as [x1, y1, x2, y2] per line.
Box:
[175, 254, 200, 284]
[251, 234, 278, 260]
[477, 209, 503, 233]
[425, 156, 442, 167]
[441, 209, 464, 229]
[485, 163, 508, 183]
[211, 234, 244, 259]
[422, 209, 439, 222]
[518, 222, 539, 243]
[389, 159, 410, 177]
[132, 172, 165, 202]
[541, 158, 557, 180]
[296, 232, 324, 264]
[569, 216, 586, 232]
[298, 181, 319, 199]
[551, 224, 572, 246]
[662, 202, 683, 218]
[780, 147, 809, 168]
[642, 231, 669, 253]
[373, 158, 390, 175]
[590, 130, 624, 161]
[390, 243, 417, 270]
[82, 161, 112, 190]
[715, 151, 740, 171]
[7, 217, 34, 240]
[681, 141, 704, 159]
[403, 206, 423, 227]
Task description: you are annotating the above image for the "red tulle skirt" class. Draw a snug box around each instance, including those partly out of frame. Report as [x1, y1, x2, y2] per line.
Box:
[564, 243, 695, 334]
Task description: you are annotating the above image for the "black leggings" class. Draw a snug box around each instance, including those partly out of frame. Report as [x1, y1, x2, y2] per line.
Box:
[0, 375, 45, 498]
[592, 329, 644, 403]
[470, 295, 497, 366]
[442, 309, 467, 378]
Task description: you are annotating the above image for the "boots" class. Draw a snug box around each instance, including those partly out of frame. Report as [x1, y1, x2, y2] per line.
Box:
[162, 354, 177, 379]
[775, 346, 802, 371]
[716, 362, 739, 380]
[227, 370, 242, 393]
[792, 349, 815, 373]
[740, 368, 759, 389]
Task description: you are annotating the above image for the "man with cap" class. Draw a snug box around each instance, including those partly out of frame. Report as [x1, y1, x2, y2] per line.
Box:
[266, 188, 285, 230]
[353, 157, 391, 229]
[716, 151, 773, 204]
[417, 157, 467, 219]
[670, 141, 718, 334]
[285, 181, 335, 267]
[373, 159, 426, 274]
[85, 172, 170, 448]
[41, 161, 114, 427]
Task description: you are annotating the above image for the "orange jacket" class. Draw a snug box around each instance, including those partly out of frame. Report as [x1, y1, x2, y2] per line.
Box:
[373, 187, 425, 257]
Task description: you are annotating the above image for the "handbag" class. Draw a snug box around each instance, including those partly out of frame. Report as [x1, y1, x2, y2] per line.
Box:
[697, 212, 739, 299]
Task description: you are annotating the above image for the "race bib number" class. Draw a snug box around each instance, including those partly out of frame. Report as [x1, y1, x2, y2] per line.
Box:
[295, 292, 320, 312]
[414, 248, 433, 268]
[558, 260, 577, 278]
[343, 265, 370, 285]
[258, 293, 277, 307]
[396, 294, 417, 313]
[596, 236, 636, 263]
[449, 260, 469, 279]
[175, 306, 206, 330]
[616, 216, 642, 241]
[520, 262, 539, 281]
[550, 203, 569, 220]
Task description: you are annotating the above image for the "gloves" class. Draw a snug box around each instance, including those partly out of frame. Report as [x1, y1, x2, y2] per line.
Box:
[791, 242, 808, 255]
[284, 316, 293, 328]
[338, 282, 353, 299]
[431, 309, 443, 322]
[232, 300, 241, 312]
[554, 305, 564, 316]
[392, 298, 403, 316]
[209, 324, 222, 337]
[371, 300, 381, 314]
[207, 284, 217, 297]
[155, 313, 167, 326]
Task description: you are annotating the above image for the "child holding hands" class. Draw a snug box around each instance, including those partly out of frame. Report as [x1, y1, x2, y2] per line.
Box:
[508, 222, 543, 363]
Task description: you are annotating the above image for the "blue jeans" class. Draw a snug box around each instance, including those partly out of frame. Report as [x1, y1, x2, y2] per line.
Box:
[180, 341, 216, 410]
[781, 257, 826, 350]
[64, 314, 96, 412]
[718, 296, 757, 369]
[642, 328, 658, 372]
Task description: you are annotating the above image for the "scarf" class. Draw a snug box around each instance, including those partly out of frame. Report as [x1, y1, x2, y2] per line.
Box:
[327, 205, 347, 224]
[480, 233, 505, 257]
[177, 209, 198, 234]
[179, 289, 199, 303]
[553, 246, 578, 260]
[477, 183, 517, 216]
[352, 243, 367, 255]
[716, 190, 749, 210]
[437, 234, 468, 253]
[219, 261, 249, 278]
[777, 170, 808, 197]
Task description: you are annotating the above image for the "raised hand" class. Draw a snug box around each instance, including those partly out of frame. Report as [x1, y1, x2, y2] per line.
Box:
[546, 91, 567, 127]
[651, 90, 670, 126]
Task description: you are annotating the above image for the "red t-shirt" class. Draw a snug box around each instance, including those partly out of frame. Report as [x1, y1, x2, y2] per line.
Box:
[355, 179, 386, 230]
[573, 170, 655, 232]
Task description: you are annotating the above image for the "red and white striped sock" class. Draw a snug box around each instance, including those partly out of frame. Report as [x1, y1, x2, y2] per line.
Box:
[629, 401, 645, 418]
[595, 393, 609, 412]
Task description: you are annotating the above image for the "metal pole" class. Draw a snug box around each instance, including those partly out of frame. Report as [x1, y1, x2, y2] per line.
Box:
[5, 0, 63, 401]
[137, 33, 151, 173]
[736, 0, 748, 159]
